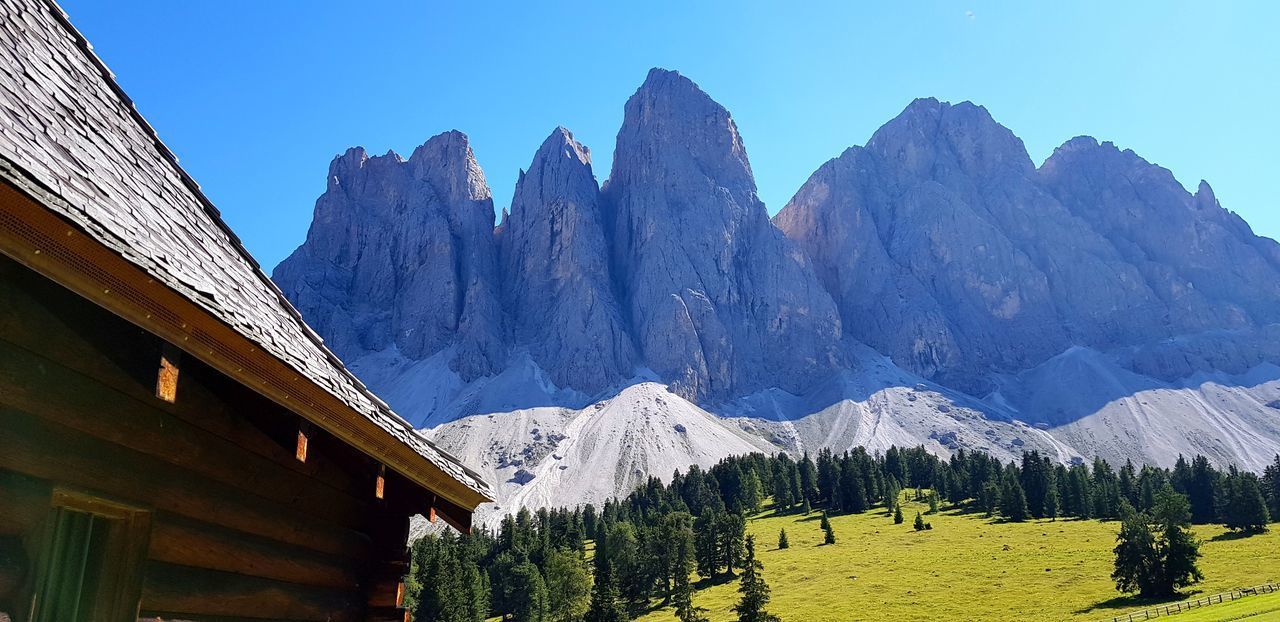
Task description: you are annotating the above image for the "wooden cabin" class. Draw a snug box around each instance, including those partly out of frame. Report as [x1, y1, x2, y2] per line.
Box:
[0, 0, 493, 620]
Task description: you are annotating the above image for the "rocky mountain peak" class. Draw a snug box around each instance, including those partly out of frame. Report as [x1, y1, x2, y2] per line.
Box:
[407, 129, 492, 204]
[1195, 179, 1218, 210]
[601, 69, 843, 401]
[608, 67, 755, 197]
[273, 130, 504, 381]
[867, 98, 1034, 180]
[500, 126, 634, 394]
[327, 146, 369, 185]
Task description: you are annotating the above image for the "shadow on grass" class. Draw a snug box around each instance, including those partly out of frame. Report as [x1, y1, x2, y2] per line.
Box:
[1209, 528, 1268, 542]
[693, 573, 736, 590]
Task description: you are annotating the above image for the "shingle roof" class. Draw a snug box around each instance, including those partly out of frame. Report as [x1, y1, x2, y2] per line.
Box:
[0, 0, 491, 502]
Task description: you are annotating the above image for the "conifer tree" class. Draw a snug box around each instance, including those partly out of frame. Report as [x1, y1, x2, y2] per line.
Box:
[585, 523, 628, 622]
[1220, 467, 1270, 533]
[770, 460, 794, 511]
[819, 512, 835, 544]
[894, 504, 904, 525]
[927, 489, 940, 514]
[732, 536, 780, 622]
[1112, 503, 1155, 597]
[777, 528, 789, 549]
[1044, 483, 1060, 522]
[1264, 454, 1280, 521]
[584, 578, 627, 622]
[1186, 455, 1219, 524]
[509, 560, 549, 622]
[693, 510, 720, 579]
[884, 481, 900, 516]
[544, 550, 591, 622]
[799, 452, 820, 505]
[980, 481, 1000, 518]
[913, 511, 926, 531]
[742, 470, 764, 514]
[1000, 476, 1030, 522]
[718, 513, 747, 576]
[801, 497, 812, 515]
[672, 559, 708, 622]
[1112, 489, 1203, 598]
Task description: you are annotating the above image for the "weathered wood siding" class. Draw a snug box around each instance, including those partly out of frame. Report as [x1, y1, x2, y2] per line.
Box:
[0, 255, 413, 621]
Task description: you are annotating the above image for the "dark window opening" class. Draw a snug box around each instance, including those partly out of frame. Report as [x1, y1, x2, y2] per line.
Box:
[33, 508, 110, 622]
[31, 491, 150, 622]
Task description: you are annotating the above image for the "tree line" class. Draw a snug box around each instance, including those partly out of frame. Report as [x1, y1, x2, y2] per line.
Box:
[406, 449, 1280, 621]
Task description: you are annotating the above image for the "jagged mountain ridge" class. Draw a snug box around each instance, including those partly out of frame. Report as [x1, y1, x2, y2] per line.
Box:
[273, 69, 1280, 517]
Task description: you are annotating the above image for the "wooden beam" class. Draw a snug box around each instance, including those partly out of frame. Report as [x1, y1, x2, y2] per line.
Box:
[147, 512, 361, 591]
[0, 338, 369, 528]
[156, 342, 181, 403]
[140, 561, 362, 622]
[295, 421, 312, 463]
[375, 464, 386, 500]
[0, 407, 372, 560]
[363, 607, 410, 622]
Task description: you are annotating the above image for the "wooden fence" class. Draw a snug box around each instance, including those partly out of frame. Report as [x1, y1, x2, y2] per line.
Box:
[1110, 583, 1279, 621]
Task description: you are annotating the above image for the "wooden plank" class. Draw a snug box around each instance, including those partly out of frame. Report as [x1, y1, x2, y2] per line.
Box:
[0, 337, 369, 528]
[156, 342, 181, 403]
[296, 421, 311, 463]
[366, 606, 410, 622]
[0, 535, 27, 605]
[140, 561, 363, 622]
[0, 468, 50, 535]
[0, 261, 365, 498]
[148, 512, 360, 591]
[366, 578, 407, 609]
[140, 615, 313, 622]
[0, 407, 371, 560]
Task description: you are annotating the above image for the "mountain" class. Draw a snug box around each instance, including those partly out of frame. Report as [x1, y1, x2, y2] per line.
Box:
[775, 97, 1280, 394]
[273, 71, 1280, 519]
[274, 131, 505, 381]
[598, 69, 843, 402]
[498, 127, 635, 395]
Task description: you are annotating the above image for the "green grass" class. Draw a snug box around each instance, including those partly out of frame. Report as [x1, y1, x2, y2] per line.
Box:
[1171, 591, 1280, 621]
[637, 496, 1280, 622]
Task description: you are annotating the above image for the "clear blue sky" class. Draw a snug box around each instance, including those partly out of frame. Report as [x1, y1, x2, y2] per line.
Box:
[60, 1, 1279, 270]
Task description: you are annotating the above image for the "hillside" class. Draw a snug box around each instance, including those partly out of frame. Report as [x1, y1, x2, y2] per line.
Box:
[637, 497, 1280, 622]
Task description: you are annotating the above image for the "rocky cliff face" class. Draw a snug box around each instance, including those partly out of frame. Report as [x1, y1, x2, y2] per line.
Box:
[273, 131, 505, 381]
[775, 98, 1280, 392]
[498, 127, 635, 395]
[599, 69, 844, 401]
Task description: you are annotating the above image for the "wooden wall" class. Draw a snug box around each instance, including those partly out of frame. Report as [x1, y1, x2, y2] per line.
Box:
[0, 255, 418, 621]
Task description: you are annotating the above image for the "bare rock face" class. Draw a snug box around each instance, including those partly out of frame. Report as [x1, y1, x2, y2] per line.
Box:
[273, 131, 504, 380]
[776, 99, 1280, 390]
[1039, 137, 1280, 333]
[600, 68, 843, 401]
[499, 127, 635, 394]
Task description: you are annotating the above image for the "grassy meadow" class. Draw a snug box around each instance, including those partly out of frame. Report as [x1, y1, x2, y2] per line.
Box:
[636, 495, 1280, 622]
[1172, 591, 1280, 621]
